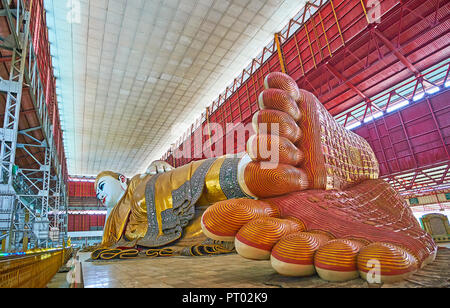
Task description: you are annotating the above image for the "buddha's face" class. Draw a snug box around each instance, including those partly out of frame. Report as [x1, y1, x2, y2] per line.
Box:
[96, 175, 127, 208]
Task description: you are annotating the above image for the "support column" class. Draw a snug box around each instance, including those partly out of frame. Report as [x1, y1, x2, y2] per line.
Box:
[51, 173, 63, 246]
[22, 209, 29, 251]
[274, 32, 286, 74]
[37, 146, 51, 248]
[0, 0, 32, 252]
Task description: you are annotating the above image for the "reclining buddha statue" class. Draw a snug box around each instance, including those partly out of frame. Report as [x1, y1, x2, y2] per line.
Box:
[93, 72, 436, 283]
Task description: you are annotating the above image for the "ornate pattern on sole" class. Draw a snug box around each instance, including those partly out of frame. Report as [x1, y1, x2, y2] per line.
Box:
[269, 179, 436, 267]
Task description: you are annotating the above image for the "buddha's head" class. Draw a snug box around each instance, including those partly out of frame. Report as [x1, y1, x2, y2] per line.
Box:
[95, 171, 127, 208]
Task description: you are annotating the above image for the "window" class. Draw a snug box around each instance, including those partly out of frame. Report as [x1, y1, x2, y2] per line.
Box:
[409, 197, 419, 205]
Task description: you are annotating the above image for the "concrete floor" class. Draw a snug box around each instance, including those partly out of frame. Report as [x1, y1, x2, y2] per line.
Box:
[46, 246, 450, 288]
[46, 273, 71, 288]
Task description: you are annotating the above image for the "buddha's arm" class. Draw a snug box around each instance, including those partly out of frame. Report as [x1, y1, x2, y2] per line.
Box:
[114, 152, 306, 246]
[100, 194, 132, 247]
[198, 151, 310, 203]
[100, 175, 148, 247]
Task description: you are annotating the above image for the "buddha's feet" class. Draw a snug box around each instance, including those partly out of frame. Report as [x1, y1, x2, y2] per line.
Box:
[202, 72, 436, 283]
[237, 72, 379, 199]
[201, 181, 437, 283]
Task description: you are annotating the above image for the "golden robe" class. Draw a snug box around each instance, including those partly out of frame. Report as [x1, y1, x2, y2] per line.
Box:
[101, 155, 247, 248]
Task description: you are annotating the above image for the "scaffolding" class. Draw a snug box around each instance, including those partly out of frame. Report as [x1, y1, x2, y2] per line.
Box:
[0, 0, 68, 252]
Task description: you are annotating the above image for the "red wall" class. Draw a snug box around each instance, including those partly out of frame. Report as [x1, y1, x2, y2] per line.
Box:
[355, 91, 450, 176]
[68, 180, 106, 231]
[68, 181, 96, 197]
[68, 214, 106, 232]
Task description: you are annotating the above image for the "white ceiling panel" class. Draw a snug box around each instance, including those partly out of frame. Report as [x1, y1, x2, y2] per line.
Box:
[45, 0, 307, 176]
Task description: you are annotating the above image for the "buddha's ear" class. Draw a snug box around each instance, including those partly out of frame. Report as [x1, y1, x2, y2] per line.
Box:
[118, 174, 127, 189]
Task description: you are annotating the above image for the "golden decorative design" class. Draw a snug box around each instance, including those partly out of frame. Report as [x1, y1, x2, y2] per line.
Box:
[0, 248, 72, 288]
[145, 248, 174, 258]
[197, 157, 228, 206]
[91, 248, 139, 260]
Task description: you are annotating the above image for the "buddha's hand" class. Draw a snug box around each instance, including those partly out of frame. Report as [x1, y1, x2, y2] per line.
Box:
[146, 160, 175, 175]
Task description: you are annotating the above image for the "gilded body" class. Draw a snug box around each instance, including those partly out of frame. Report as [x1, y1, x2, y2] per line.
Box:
[97, 156, 247, 250]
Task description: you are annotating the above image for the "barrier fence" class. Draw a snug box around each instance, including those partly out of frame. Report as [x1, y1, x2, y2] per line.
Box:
[0, 246, 73, 288]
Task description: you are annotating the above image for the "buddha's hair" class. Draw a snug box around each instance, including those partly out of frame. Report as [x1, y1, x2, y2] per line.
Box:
[94, 171, 122, 190]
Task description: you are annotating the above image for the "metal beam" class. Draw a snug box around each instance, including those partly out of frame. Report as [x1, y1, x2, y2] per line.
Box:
[372, 27, 421, 77]
[0, 78, 21, 93]
[325, 63, 370, 102]
[274, 32, 286, 73]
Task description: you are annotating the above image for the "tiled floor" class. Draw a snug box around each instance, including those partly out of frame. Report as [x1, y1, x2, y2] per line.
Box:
[76, 247, 450, 288]
[81, 253, 278, 288]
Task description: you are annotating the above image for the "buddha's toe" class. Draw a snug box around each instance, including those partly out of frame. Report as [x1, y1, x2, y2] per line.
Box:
[314, 239, 365, 282]
[357, 242, 418, 283]
[270, 232, 331, 276]
[201, 199, 280, 242]
[247, 134, 304, 166]
[243, 161, 309, 198]
[252, 110, 302, 144]
[235, 217, 305, 260]
[258, 89, 301, 121]
[263, 71, 301, 101]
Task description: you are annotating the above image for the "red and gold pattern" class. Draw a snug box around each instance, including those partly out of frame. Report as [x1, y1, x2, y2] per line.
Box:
[271, 180, 436, 267]
[256, 72, 379, 192]
[252, 110, 302, 143]
[271, 232, 330, 276]
[235, 217, 305, 260]
[314, 239, 364, 281]
[247, 134, 304, 166]
[243, 162, 309, 198]
[242, 72, 380, 200]
[296, 88, 379, 190]
[202, 179, 437, 282]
